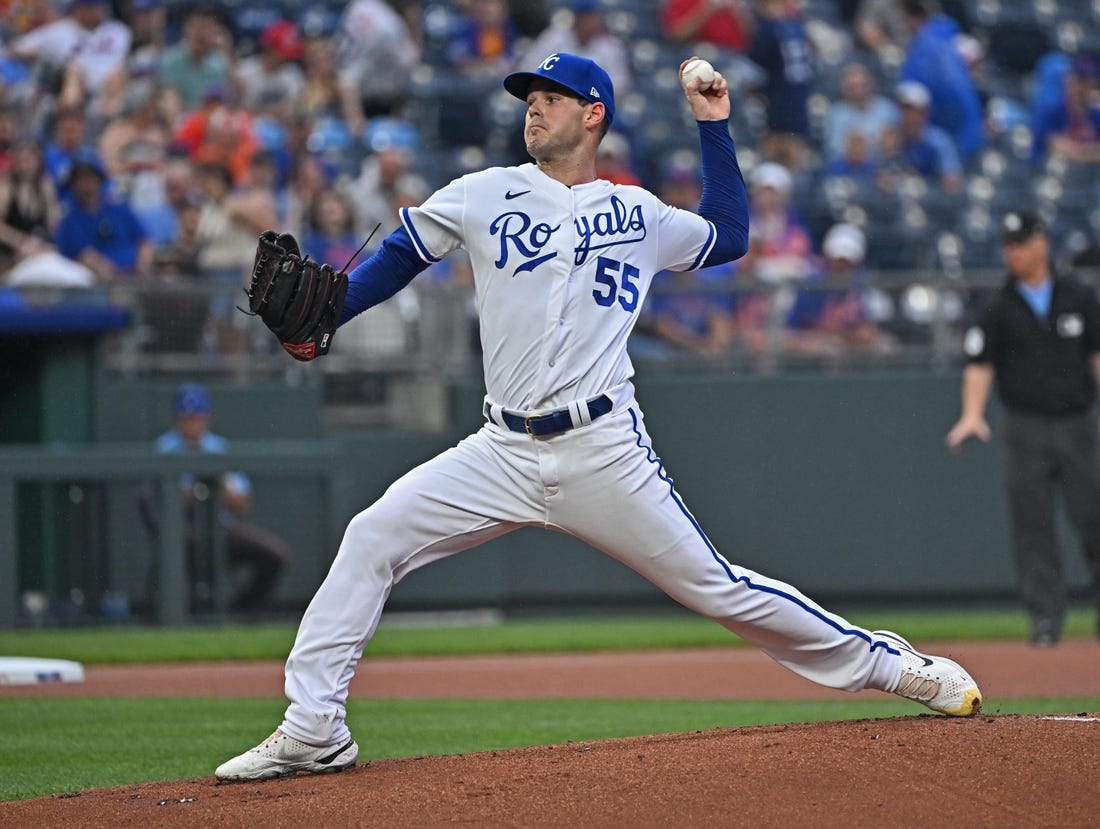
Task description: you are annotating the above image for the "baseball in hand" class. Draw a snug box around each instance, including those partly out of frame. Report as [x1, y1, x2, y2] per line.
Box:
[682, 58, 716, 91]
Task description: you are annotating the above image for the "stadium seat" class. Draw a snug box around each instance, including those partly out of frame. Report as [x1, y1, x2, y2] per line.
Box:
[335, 293, 418, 360]
[297, 4, 342, 38]
[136, 284, 210, 354]
[630, 39, 662, 75]
[978, 22, 1053, 77]
[606, 10, 640, 40]
[230, 2, 290, 55]
[957, 204, 1001, 268]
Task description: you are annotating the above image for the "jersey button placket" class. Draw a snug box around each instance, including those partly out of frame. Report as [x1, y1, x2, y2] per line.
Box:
[546, 195, 580, 373]
[543, 238, 572, 373]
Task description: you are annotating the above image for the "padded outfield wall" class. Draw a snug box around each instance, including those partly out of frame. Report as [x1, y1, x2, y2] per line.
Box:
[5, 370, 1092, 621]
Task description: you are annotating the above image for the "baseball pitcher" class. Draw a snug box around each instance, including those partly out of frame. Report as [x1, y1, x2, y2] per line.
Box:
[217, 53, 981, 781]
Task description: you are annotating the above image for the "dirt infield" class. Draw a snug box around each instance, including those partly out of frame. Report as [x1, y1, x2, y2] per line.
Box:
[3, 639, 1098, 702]
[2, 639, 1099, 827]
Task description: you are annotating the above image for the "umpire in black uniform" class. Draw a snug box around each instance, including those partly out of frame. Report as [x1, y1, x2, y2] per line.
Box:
[946, 211, 1100, 645]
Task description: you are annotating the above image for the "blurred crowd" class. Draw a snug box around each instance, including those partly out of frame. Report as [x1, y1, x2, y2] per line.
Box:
[2, 0, 1100, 364]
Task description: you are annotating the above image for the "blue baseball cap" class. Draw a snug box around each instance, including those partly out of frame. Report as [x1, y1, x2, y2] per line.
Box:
[504, 52, 615, 126]
[174, 383, 211, 415]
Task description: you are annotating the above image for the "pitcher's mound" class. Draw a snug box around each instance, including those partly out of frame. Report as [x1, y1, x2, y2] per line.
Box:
[3, 714, 1097, 828]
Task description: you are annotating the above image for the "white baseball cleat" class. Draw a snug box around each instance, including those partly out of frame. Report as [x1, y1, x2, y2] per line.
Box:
[215, 730, 359, 781]
[874, 630, 983, 717]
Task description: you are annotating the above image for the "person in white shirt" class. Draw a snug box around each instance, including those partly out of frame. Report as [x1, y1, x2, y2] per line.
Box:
[520, 0, 632, 97]
[234, 20, 307, 119]
[333, 0, 421, 134]
[338, 116, 420, 239]
[11, 0, 131, 115]
[822, 60, 900, 167]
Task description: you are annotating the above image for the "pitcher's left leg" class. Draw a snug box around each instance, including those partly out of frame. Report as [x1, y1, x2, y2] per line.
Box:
[550, 407, 980, 714]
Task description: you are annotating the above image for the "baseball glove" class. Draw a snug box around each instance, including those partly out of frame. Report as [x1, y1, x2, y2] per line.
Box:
[245, 230, 348, 361]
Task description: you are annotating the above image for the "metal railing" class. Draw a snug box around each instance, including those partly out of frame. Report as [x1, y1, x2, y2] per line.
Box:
[95, 278, 478, 383]
[0, 441, 340, 626]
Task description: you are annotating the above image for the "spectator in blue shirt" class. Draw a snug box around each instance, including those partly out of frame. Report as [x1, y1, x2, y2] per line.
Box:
[1029, 50, 1074, 166]
[748, 0, 815, 167]
[823, 61, 899, 167]
[43, 107, 99, 207]
[445, 0, 520, 78]
[301, 187, 361, 269]
[1033, 54, 1100, 167]
[144, 383, 291, 613]
[889, 80, 964, 192]
[54, 157, 154, 278]
[898, 0, 984, 162]
[786, 222, 894, 357]
[824, 130, 883, 186]
[634, 154, 739, 360]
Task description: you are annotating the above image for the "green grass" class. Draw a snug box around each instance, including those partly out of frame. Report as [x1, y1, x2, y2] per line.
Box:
[0, 607, 1095, 665]
[2, 697, 1097, 803]
[1, 608, 1095, 803]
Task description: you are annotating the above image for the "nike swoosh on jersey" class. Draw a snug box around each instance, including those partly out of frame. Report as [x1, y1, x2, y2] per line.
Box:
[505, 190, 531, 199]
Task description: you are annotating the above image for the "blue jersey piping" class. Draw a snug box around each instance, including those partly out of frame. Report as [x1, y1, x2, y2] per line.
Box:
[627, 408, 899, 658]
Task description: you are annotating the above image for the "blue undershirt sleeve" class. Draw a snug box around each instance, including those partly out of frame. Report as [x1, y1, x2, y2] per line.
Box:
[338, 227, 432, 326]
[696, 120, 750, 267]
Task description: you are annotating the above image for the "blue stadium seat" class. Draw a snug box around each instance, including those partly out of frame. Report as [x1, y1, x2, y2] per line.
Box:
[407, 68, 497, 149]
[629, 39, 665, 76]
[1051, 0, 1095, 25]
[971, 0, 1041, 29]
[957, 203, 1002, 268]
[230, 1, 291, 55]
[867, 226, 918, 271]
[606, 9, 641, 40]
[976, 22, 1053, 77]
[803, 0, 843, 23]
[421, 2, 466, 68]
[297, 4, 342, 38]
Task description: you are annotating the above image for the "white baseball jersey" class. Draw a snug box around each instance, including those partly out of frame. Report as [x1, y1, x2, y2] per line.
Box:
[14, 18, 131, 88]
[278, 160, 910, 748]
[401, 163, 715, 411]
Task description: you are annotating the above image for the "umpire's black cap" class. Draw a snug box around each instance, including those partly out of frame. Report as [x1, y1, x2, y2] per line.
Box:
[1001, 211, 1045, 244]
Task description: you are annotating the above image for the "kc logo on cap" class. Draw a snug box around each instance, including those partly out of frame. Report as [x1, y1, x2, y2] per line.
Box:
[504, 52, 616, 125]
